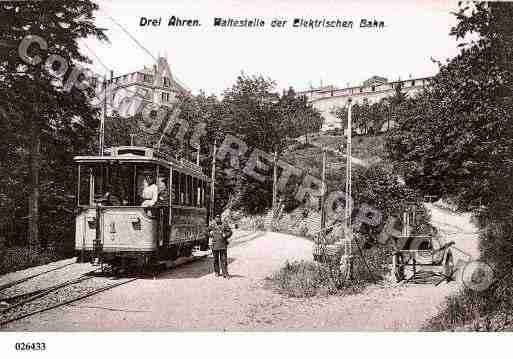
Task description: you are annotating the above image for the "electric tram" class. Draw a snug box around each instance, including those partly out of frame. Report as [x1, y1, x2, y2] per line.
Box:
[74, 146, 211, 269]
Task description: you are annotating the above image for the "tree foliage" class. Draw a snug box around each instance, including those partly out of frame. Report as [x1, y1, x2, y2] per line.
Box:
[386, 1, 513, 212]
[0, 0, 107, 250]
[173, 73, 323, 215]
[333, 85, 406, 136]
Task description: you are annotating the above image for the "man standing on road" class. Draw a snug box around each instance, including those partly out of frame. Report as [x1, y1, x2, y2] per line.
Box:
[209, 215, 233, 278]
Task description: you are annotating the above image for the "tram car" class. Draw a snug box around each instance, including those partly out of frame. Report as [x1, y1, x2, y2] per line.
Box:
[74, 146, 211, 269]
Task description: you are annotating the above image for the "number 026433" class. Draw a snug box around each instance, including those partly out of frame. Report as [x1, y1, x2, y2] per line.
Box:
[14, 342, 46, 351]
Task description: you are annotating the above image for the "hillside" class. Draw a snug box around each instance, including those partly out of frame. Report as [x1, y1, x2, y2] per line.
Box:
[283, 134, 386, 177]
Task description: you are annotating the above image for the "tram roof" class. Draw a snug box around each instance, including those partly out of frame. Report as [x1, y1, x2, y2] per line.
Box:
[74, 146, 209, 181]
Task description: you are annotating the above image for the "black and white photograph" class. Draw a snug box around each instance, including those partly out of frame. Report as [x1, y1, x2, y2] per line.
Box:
[0, 0, 512, 356]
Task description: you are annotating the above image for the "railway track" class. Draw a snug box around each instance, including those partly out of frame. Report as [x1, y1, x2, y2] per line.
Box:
[0, 232, 262, 328]
[0, 274, 137, 327]
[0, 261, 76, 293]
[0, 249, 215, 328]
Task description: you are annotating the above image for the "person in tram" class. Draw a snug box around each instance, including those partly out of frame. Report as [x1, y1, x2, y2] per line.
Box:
[141, 174, 159, 207]
[156, 176, 171, 206]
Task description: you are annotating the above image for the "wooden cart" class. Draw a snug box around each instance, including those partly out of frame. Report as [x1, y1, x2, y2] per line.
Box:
[392, 235, 455, 283]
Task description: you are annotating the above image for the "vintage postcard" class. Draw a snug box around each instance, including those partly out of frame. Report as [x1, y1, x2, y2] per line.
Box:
[0, 0, 511, 356]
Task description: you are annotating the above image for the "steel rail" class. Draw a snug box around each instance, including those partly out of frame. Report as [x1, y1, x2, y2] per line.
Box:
[0, 278, 137, 327]
[0, 262, 76, 293]
[1, 272, 96, 313]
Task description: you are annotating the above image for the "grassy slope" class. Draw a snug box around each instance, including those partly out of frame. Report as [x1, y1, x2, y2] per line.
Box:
[235, 134, 388, 238]
[282, 134, 386, 175]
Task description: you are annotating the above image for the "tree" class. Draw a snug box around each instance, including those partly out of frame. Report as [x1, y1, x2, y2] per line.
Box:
[386, 1, 513, 211]
[0, 1, 107, 251]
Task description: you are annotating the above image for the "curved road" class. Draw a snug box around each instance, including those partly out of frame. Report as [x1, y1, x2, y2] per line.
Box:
[2, 206, 479, 331]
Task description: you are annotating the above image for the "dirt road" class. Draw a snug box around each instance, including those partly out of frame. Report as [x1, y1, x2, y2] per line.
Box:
[2, 205, 479, 331]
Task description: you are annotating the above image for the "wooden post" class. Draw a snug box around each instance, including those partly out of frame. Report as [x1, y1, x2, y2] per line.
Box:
[209, 140, 217, 221]
[99, 74, 107, 156]
[344, 98, 353, 279]
[320, 148, 327, 230]
[169, 168, 173, 246]
[272, 150, 278, 210]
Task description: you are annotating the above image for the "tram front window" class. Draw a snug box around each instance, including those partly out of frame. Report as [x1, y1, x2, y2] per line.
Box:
[78, 164, 135, 207]
[107, 165, 133, 206]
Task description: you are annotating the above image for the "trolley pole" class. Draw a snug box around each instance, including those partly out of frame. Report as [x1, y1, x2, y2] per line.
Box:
[209, 140, 217, 221]
[321, 147, 327, 230]
[272, 150, 278, 210]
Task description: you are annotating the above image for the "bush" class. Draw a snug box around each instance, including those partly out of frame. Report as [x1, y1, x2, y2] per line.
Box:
[269, 259, 377, 298]
[426, 208, 513, 331]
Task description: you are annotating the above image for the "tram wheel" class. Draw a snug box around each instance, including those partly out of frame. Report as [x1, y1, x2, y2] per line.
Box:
[200, 241, 209, 251]
[181, 245, 193, 258]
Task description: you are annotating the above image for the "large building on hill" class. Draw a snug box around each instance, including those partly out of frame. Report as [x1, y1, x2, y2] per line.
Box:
[91, 56, 187, 118]
[298, 75, 432, 131]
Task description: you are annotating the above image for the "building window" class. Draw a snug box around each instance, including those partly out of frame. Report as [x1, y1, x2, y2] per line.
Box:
[163, 77, 171, 87]
[161, 92, 170, 102]
[359, 88, 363, 93]
[411, 80, 416, 86]
[371, 86, 375, 92]
[143, 74, 154, 83]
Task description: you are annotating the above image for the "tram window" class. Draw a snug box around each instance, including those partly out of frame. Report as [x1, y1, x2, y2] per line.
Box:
[192, 178, 197, 207]
[172, 170, 180, 205]
[135, 164, 158, 206]
[77, 165, 106, 206]
[204, 181, 209, 209]
[157, 166, 170, 206]
[108, 164, 133, 206]
[197, 180, 201, 207]
[201, 181, 206, 207]
[202, 181, 206, 207]
[187, 176, 194, 206]
[78, 165, 95, 206]
[184, 173, 189, 205]
[179, 172, 186, 205]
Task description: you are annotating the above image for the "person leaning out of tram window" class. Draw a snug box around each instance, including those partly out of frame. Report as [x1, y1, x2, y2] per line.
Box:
[141, 174, 159, 207]
[208, 215, 233, 278]
[156, 176, 172, 206]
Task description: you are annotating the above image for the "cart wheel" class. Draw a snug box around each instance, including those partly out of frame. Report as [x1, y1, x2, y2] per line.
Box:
[394, 253, 405, 283]
[444, 252, 455, 281]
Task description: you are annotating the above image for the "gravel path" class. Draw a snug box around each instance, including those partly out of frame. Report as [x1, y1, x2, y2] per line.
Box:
[0, 209, 479, 331]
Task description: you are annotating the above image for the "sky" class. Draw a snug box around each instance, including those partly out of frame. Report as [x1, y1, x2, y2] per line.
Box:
[81, 0, 464, 96]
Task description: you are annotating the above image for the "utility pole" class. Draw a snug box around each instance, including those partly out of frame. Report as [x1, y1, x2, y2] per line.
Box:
[99, 74, 107, 156]
[344, 98, 353, 279]
[320, 147, 327, 229]
[209, 140, 217, 221]
[272, 150, 278, 210]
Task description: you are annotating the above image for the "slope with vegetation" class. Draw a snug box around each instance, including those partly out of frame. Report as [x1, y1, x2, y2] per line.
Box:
[385, 1, 513, 330]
